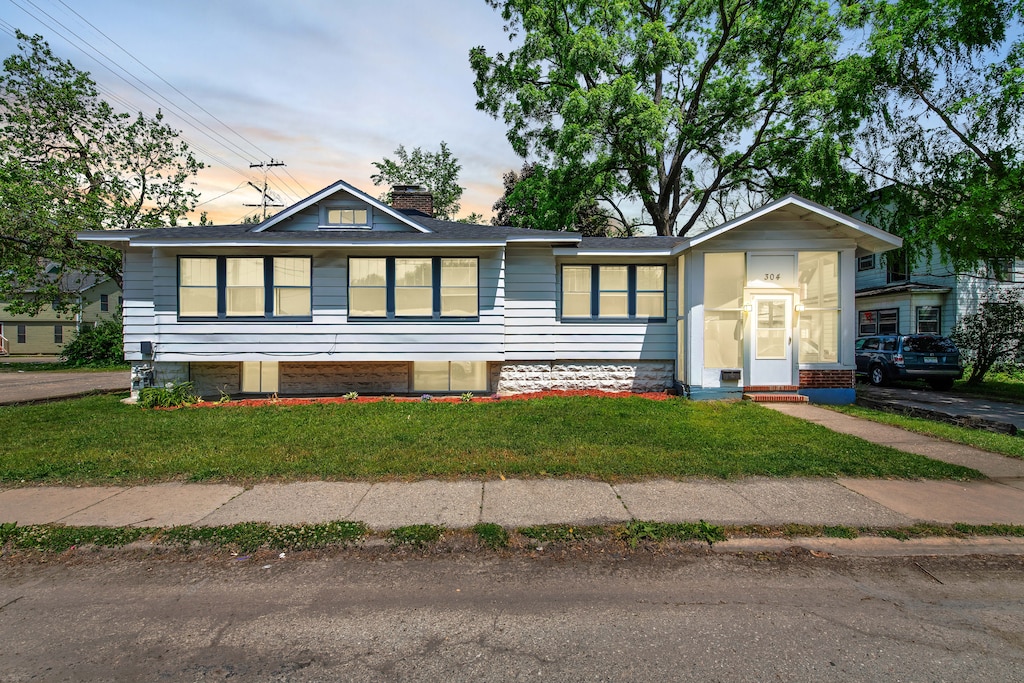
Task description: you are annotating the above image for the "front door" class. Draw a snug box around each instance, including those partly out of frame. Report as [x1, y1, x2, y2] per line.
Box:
[750, 295, 793, 386]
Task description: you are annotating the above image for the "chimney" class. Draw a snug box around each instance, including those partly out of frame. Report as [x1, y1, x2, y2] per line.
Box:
[391, 185, 433, 217]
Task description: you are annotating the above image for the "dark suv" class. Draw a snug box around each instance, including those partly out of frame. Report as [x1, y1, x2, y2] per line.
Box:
[855, 334, 963, 390]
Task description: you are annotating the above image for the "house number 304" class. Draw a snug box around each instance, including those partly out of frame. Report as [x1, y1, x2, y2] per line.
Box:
[763, 273, 782, 281]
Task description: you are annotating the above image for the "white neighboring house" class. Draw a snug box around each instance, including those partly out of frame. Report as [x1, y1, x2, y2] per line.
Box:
[854, 246, 1021, 338]
[78, 180, 901, 404]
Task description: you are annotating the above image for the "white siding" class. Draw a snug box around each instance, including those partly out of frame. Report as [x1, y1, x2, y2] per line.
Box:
[503, 246, 676, 362]
[123, 248, 154, 361]
[146, 246, 506, 362]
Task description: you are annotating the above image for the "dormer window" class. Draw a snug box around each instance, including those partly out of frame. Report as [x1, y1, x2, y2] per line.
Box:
[320, 202, 371, 229]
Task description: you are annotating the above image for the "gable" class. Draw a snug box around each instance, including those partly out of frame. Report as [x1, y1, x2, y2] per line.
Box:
[253, 179, 430, 234]
[680, 195, 902, 256]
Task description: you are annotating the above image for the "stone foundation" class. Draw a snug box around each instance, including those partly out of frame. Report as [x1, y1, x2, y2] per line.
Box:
[190, 363, 243, 396]
[130, 361, 189, 399]
[496, 361, 674, 394]
[278, 362, 410, 395]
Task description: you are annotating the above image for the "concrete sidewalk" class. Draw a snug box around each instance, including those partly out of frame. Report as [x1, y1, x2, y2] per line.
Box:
[0, 404, 1022, 531]
[0, 370, 128, 405]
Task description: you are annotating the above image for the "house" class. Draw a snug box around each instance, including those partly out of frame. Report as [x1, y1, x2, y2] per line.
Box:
[1, 268, 122, 356]
[855, 246, 1021, 338]
[77, 180, 901, 403]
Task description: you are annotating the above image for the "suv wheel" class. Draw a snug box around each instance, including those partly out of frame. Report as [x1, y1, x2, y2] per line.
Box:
[869, 365, 888, 387]
[927, 377, 954, 391]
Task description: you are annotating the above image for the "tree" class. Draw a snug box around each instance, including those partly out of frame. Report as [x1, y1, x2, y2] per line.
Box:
[60, 315, 124, 367]
[855, 0, 1024, 269]
[0, 32, 202, 315]
[370, 142, 469, 221]
[471, 0, 871, 236]
[491, 162, 616, 235]
[951, 288, 1024, 384]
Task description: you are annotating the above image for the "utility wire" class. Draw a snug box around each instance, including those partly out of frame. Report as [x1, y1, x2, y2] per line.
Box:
[54, 0, 275, 162]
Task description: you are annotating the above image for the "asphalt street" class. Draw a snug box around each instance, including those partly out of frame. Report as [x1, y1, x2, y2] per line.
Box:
[2, 551, 1022, 682]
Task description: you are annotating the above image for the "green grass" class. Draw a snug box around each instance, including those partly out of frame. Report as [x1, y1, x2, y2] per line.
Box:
[832, 404, 1024, 460]
[951, 369, 1024, 403]
[0, 361, 128, 373]
[0, 394, 981, 484]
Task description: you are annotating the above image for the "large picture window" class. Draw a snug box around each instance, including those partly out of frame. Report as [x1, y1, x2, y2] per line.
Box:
[798, 252, 840, 364]
[560, 264, 666, 321]
[348, 256, 478, 320]
[178, 256, 311, 320]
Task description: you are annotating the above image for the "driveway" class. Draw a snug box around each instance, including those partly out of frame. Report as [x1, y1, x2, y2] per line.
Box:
[0, 370, 129, 405]
[857, 384, 1024, 434]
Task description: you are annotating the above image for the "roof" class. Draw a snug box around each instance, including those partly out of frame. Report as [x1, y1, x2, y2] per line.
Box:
[677, 194, 902, 255]
[77, 214, 584, 248]
[855, 282, 952, 298]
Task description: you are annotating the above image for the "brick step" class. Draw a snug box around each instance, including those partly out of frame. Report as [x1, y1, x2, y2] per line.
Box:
[743, 385, 800, 393]
[742, 392, 808, 403]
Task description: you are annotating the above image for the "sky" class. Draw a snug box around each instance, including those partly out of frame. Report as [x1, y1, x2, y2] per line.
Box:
[0, 0, 526, 224]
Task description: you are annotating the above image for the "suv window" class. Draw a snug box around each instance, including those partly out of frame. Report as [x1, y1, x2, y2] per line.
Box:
[863, 338, 879, 350]
[902, 336, 958, 353]
[882, 339, 897, 351]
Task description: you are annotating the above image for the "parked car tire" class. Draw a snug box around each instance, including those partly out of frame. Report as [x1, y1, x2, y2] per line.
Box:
[869, 364, 888, 387]
[927, 377, 955, 390]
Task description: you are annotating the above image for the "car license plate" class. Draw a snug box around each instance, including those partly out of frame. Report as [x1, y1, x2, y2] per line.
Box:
[924, 356, 938, 364]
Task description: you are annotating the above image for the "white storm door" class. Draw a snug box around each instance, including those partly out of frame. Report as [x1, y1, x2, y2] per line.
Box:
[750, 295, 793, 386]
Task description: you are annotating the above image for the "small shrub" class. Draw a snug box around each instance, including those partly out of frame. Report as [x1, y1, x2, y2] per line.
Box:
[388, 524, 444, 547]
[344, 391, 359, 401]
[381, 394, 396, 403]
[138, 381, 201, 408]
[60, 316, 124, 367]
[473, 522, 509, 549]
[460, 392, 474, 403]
[420, 394, 433, 403]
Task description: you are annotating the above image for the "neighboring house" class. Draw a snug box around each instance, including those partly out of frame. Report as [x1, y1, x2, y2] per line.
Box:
[0, 269, 122, 356]
[854, 246, 1021, 338]
[78, 181, 900, 404]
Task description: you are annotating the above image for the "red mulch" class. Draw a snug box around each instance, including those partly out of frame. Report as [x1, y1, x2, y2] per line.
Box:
[164, 389, 675, 410]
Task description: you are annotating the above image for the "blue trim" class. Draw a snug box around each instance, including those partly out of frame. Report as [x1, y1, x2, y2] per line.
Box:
[347, 256, 481, 322]
[177, 255, 313, 322]
[560, 263, 668, 322]
[798, 388, 856, 405]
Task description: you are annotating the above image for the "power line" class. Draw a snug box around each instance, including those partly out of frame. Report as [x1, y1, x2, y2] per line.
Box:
[54, 0, 275, 162]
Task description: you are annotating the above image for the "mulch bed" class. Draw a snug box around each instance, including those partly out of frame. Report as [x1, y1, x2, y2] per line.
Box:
[174, 389, 676, 410]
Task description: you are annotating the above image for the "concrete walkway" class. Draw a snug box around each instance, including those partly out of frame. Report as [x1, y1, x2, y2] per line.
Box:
[1, 403, 1022, 532]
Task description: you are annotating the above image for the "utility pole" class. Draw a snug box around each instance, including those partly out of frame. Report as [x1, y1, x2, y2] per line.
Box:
[244, 159, 286, 220]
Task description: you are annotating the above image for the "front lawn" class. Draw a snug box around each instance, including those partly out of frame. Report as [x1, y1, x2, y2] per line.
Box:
[951, 369, 1024, 403]
[0, 394, 980, 484]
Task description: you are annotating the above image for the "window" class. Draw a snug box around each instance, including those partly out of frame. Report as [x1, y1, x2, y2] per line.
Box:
[321, 203, 370, 229]
[54, 325, 63, 344]
[988, 257, 1016, 282]
[17, 324, 26, 344]
[348, 257, 478, 320]
[859, 311, 877, 336]
[240, 361, 279, 393]
[178, 256, 311, 320]
[100, 294, 109, 312]
[878, 308, 899, 334]
[886, 249, 909, 283]
[798, 252, 840, 363]
[916, 306, 940, 334]
[703, 253, 744, 368]
[857, 255, 875, 272]
[412, 361, 488, 392]
[560, 264, 666, 320]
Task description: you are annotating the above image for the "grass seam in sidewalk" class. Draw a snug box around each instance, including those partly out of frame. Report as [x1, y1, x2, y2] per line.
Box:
[3, 520, 1023, 554]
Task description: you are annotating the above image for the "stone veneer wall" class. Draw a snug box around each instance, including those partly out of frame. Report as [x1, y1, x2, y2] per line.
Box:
[190, 363, 243, 396]
[278, 362, 410, 395]
[798, 369, 855, 388]
[496, 361, 674, 394]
